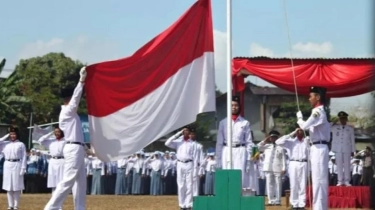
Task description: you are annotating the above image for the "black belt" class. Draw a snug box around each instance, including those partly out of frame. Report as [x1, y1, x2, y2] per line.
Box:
[52, 156, 64, 159]
[95, 169, 102, 171]
[118, 168, 126, 169]
[223, 143, 246, 148]
[66, 141, 85, 146]
[290, 159, 307, 162]
[6, 159, 20, 162]
[311, 141, 328, 145]
[178, 159, 192, 163]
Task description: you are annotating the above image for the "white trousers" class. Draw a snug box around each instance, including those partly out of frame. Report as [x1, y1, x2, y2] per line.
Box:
[335, 152, 351, 184]
[222, 146, 248, 189]
[289, 161, 307, 208]
[264, 172, 282, 204]
[192, 167, 199, 196]
[6, 191, 21, 208]
[310, 144, 329, 210]
[44, 144, 86, 210]
[176, 161, 193, 208]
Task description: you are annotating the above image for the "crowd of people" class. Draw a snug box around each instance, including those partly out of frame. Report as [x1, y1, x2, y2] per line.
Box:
[0, 67, 373, 210]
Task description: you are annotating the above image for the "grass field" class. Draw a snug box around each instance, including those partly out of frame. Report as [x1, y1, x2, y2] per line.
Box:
[0, 194, 366, 210]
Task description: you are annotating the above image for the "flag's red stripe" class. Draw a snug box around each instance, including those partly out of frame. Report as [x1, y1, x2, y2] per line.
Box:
[85, 0, 213, 117]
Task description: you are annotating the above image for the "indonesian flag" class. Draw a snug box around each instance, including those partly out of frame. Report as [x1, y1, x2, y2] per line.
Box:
[85, 0, 215, 161]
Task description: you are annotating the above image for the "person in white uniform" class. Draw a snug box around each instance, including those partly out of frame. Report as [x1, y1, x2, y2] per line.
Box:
[257, 130, 286, 206]
[296, 86, 330, 210]
[275, 128, 309, 210]
[215, 96, 254, 192]
[331, 111, 355, 186]
[165, 126, 194, 210]
[34, 127, 66, 193]
[190, 128, 204, 196]
[0, 127, 27, 210]
[44, 66, 87, 210]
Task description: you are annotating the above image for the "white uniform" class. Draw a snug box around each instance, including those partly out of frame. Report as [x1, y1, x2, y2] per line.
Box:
[215, 116, 254, 191]
[297, 105, 330, 210]
[44, 82, 86, 210]
[165, 131, 194, 209]
[36, 133, 66, 189]
[0, 135, 27, 209]
[331, 124, 355, 185]
[276, 134, 309, 208]
[192, 140, 204, 196]
[257, 141, 286, 205]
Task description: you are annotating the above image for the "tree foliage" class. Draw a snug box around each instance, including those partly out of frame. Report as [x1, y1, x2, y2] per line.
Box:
[10, 53, 87, 123]
[274, 102, 312, 134]
[0, 53, 88, 146]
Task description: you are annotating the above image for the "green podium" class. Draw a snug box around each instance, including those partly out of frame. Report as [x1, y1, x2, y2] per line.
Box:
[193, 169, 265, 210]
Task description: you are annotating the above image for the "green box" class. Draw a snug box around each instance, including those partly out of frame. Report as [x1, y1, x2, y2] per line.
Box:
[192, 169, 265, 210]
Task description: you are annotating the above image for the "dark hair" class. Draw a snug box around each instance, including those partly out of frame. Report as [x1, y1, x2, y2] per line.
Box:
[8, 126, 20, 139]
[54, 126, 64, 138]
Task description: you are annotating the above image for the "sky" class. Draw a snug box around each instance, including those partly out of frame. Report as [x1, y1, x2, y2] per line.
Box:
[0, 0, 374, 114]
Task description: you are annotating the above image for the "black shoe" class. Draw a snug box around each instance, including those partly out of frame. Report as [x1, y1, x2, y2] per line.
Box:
[7, 208, 13, 210]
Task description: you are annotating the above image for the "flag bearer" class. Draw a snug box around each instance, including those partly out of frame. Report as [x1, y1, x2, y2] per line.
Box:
[34, 127, 66, 196]
[215, 96, 254, 193]
[296, 86, 330, 210]
[44, 66, 87, 210]
[0, 127, 27, 210]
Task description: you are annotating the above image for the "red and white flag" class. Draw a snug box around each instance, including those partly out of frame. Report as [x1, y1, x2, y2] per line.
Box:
[85, 0, 215, 161]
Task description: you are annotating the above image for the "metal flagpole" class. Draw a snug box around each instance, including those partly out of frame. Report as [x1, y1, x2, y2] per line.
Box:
[27, 121, 59, 129]
[28, 112, 33, 149]
[226, 0, 233, 169]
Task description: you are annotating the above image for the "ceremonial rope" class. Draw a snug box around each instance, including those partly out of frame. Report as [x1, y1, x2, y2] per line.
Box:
[281, 0, 313, 208]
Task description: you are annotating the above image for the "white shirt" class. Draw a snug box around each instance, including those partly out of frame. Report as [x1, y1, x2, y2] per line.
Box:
[192, 140, 204, 168]
[216, 116, 253, 161]
[59, 82, 85, 143]
[91, 158, 105, 175]
[0, 140, 27, 169]
[329, 162, 337, 174]
[117, 158, 127, 169]
[351, 164, 362, 175]
[275, 135, 309, 161]
[37, 133, 65, 157]
[298, 105, 330, 143]
[144, 157, 164, 175]
[165, 133, 194, 162]
[331, 124, 355, 153]
[257, 141, 286, 173]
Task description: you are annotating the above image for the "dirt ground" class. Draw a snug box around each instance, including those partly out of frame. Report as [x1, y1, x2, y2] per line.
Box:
[0, 194, 366, 210]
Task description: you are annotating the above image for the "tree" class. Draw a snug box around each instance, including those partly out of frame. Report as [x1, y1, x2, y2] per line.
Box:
[0, 58, 30, 124]
[274, 102, 312, 134]
[10, 53, 87, 125]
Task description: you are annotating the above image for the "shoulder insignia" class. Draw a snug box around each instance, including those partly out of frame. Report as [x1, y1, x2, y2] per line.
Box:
[312, 111, 320, 118]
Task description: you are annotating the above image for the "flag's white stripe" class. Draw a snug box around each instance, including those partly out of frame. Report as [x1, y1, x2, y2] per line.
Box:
[89, 52, 216, 162]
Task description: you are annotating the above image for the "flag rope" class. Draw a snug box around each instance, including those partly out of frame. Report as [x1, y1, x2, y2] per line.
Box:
[281, 0, 313, 208]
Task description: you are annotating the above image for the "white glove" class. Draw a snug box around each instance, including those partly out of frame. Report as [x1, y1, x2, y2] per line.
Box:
[296, 111, 303, 119]
[79, 66, 87, 82]
[20, 169, 26, 176]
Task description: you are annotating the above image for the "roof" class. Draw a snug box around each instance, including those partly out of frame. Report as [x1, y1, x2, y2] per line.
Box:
[234, 56, 375, 61]
[248, 84, 294, 95]
[216, 82, 295, 99]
